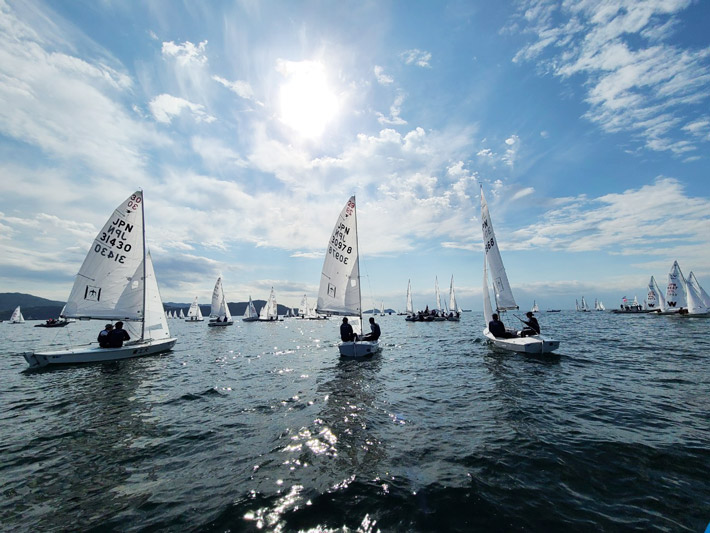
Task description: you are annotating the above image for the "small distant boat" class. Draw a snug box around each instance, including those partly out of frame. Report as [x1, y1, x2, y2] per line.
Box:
[546, 309, 561, 313]
[10, 306, 24, 324]
[242, 296, 259, 322]
[576, 297, 591, 312]
[404, 279, 418, 322]
[179, 308, 185, 319]
[530, 300, 539, 313]
[594, 299, 605, 311]
[208, 276, 234, 326]
[316, 196, 380, 357]
[481, 187, 559, 354]
[379, 301, 385, 316]
[257, 287, 281, 321]
[185, 297, 204, 322]
[23, 190, 176, 368]
[611, 295, 652, 314]
[34, 318, 69, 328]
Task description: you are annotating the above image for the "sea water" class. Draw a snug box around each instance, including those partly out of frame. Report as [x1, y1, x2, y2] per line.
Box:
[1, 311, 708, 531]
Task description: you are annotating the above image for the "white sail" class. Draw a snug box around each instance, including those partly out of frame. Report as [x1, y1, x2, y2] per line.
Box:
[480, 188, 517, 311]
[581, 296, 590, 311]
[259, 287, 278, 320]
[244, 296, 258, 319]
[483, 257, 493, 325]
[449, 276, 458, 313]
[299, 294, 309, 317]
[10, 306, 24, 324]
[685, 277, 708, 314]
[688, 272, 710, 308]
[575, 299, 580, 312]
[210, 276, 231, 320]
[64, 192, 145, 320]
[187, 297, 203, 319]
[646, 276, 662, 310]
[316, 196, 361, 317]
[435, 277, 442, 311]
[665, 261, 687, 311]
[380, 301, 385, 315]
[179, 309, 185, 319]
[142, 252, 171, 340]
[531, 300, 539, 313]
[599, 301, 605, 311]
[406, 279, 414, 316]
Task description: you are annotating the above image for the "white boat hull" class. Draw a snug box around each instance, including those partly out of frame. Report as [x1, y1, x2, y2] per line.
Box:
[483, 328, 559, 354]
[338, 340, 380, 358]
[23, 338, 177, 369]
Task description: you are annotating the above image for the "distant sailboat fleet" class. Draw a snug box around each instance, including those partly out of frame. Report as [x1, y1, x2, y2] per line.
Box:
[10, 189, 709, 369]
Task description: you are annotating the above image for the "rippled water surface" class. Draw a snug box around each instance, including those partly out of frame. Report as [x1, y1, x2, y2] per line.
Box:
[1, 311, 709, 532]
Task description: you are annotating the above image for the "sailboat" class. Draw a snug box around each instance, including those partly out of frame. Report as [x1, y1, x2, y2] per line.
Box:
[379, 301, 385, 316]
[480, 187, 559, 354]
[178, 308, 185, 319]
[662, 261, 687, 314]
[10, 306, 25, 324]
[531, 300, 539, 313]
[258, 287, 280, 321]
[432, 277, 446, 320]
[208, 276, 233, 326]
[185, 297, 204, 322]
[316, 196, 380, 357]
[645, 276, 665, 313]
[404, 279, 417, 321]
[447, 275, 461, 321]
[23, 191, 176, 368]
[242, 296, 259, 322]
[683, 271, 710, 317]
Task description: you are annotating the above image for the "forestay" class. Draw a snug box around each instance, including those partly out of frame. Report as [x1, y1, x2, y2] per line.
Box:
[317, 196, 361, 318]
[480, 188, 517, 311]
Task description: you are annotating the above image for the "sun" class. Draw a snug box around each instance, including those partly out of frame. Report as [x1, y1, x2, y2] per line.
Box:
[278, 61, 339, 139]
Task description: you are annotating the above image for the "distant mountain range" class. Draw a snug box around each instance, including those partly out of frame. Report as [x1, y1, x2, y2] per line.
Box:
[0, 293, 66, 321]
[0, 293, 297, 320]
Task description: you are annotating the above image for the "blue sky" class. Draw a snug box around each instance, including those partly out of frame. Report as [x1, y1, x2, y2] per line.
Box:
[1, 0, 709, 311]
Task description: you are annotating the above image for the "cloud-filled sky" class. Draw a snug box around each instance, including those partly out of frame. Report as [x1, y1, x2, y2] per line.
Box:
[0, 0, 709, 311]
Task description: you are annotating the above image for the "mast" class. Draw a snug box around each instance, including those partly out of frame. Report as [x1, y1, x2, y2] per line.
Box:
[353, 195, 363, 327]
[140, 190, 146, 341]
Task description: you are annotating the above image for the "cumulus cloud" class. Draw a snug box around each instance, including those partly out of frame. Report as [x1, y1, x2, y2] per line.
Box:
[511, 0, 710, 155]
[149, 94, 216, 124]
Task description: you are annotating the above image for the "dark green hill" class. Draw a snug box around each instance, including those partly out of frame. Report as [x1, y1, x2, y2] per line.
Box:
[0, 293, 66, 321]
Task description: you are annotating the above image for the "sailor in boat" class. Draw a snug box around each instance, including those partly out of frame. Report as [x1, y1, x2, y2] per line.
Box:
[340, 317, 356, 342]
[97, 323, 113, 348]
[520, 312, 540, 337]
[107, 321, 130, 347]
[488, 313, 516, 339]
[360, 316, 381, 342]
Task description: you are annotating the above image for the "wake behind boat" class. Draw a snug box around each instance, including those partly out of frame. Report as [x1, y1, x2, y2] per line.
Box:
[317, 196, 380, 358]
[23, 191, 176, 369]
[480, 187, 559, 354]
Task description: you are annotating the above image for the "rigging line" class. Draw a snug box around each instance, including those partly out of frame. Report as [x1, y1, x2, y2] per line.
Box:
[360, 257, 377, 315]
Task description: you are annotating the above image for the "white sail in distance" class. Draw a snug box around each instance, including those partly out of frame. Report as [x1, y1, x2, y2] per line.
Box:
[688, 272, 710, 308]
[187, 297, 203, 319]
[406, 279, 413, 316]
[480, 188, 517, 311]
[210, 276, 231, 320]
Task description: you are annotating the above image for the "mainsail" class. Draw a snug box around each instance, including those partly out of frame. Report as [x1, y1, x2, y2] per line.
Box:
[316, 196, 361, 317]
[210, 276, 231, 320]
[688, 272, 710, 309]
[10, 306, 24, 324]
[449, 276, 458, 313]
[665, 261, 687, 310]
[406, 279, 414, 316]
[480, 188, 517, 311]
[244, 296, 258, 319]
[187, 297, 204, 320]
[64, 192, 145, 320]
[259, 287, 278, 320]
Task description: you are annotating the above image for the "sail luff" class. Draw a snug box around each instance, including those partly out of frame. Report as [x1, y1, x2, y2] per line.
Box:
[689, 272, 710, 308]
[406, 279, 413, 315]
[483, 256, 493, 325]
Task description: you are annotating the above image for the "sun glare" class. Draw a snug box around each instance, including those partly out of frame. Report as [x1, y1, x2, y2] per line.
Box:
[279, 61, 339, 139]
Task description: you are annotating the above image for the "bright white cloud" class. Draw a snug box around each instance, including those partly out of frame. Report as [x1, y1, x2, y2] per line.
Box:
[161, 40, 208, 66]
[212, 75, 261, 105]
[377, 92, 407, 125]
[149, 94, 216, 124]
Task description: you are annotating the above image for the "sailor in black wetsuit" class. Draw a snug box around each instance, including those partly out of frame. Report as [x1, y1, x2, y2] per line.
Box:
[488, 313, 514, 338]
[340, 317, 355, 342]
[361, 317, 381, 341]
[520, 312, 540, 337]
